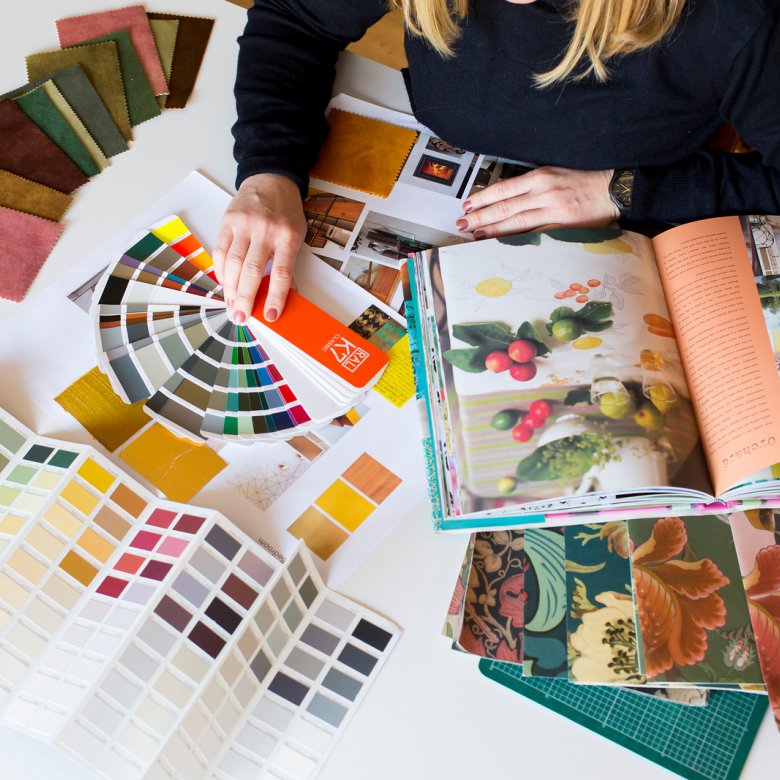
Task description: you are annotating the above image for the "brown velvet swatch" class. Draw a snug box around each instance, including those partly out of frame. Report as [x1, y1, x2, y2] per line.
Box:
[0, 99, 88, 193]
[310, 109, 418, 198]
[147, 13, 214, 109]
[26, 42, 132, 141]
[0, 170, 72, 222]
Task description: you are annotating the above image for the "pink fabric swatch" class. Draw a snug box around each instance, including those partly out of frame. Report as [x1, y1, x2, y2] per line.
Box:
[57, 5, 168, 96]
[0, 206, 64, 302]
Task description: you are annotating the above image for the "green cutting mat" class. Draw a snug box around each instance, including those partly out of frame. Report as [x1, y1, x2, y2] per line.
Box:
[480, 659, 767, 780]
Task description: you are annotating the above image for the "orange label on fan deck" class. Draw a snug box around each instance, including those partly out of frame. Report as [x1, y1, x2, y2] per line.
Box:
[251, 279, 388, 389]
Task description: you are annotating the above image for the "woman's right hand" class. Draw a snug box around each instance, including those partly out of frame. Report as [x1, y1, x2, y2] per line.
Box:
[212, 172, 307, 324]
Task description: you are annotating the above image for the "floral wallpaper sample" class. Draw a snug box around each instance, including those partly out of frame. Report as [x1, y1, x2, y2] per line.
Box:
[523, 527, 567, 678]
[442, 534, 474, 644]
[565, 522, 642, 684]
[456, 531, 526, 663]
[628, 515, 762, 686]
[730, 509, 780, 730]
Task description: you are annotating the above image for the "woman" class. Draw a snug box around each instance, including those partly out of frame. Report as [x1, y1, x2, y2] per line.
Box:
[215, 0, 780, 324]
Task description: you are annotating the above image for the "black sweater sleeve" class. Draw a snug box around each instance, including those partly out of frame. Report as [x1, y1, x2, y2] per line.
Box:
[630, 7, 780, 222]
[232, 0, 389, 193]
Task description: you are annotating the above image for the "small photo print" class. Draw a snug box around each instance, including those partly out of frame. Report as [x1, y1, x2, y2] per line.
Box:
[425, 136, 468, 158]
[468, 157, 535, 199]
[414, 155, 460, 185]
[341, 254, 405, 310]
[302, 188, 368, 262]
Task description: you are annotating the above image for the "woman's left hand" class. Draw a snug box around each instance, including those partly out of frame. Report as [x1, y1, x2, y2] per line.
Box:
[456, 166, 619, 238]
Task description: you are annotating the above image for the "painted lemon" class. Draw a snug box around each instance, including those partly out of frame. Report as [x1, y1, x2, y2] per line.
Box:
[583, 238, 632, 254]
[572, 335, 603, 350]
[647, 383, 677, 414]
[475, 277, 512, 297]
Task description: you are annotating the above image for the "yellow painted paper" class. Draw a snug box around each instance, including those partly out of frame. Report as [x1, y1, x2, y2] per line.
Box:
[314, 479, 374, 532]
[119, 423, 226, 501]
[373, 335, 415, 408]
[55, 367, 150, 451]
[287, 507, 349, 560]
[77, 458, 115, 493]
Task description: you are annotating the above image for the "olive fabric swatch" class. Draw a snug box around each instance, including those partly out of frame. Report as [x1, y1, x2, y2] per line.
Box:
[26, 43, 132, 141]
[13, 84, 100, 177]
[2, 65, 128, 158]
[0, 205, 64, 302]
[41, 80, 109, 172]
[0, 99, 87, 193]
[0, 170, 72, 222]
[147, 13, 214, 109]
[310, 109, 418, 198]
[77, 29, 161, 125]
[149, 19, 179, 108]
[56, 5, 169, 96]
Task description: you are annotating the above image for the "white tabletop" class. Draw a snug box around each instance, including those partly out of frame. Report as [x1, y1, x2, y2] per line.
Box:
[1, 2, 777, 778]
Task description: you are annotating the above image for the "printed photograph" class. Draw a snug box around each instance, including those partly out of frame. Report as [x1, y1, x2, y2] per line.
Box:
[414, 154, 460, 185]
[302, 188, 367, 262]
[468, 157, 535, 198]
[341, 255, 405, 310]
[425, 136, 468, 157]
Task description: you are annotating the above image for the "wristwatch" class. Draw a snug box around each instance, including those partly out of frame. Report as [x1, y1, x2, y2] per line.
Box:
[609, 168, 635, 218]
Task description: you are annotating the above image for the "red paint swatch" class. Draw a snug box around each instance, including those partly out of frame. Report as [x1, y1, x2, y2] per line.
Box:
[96, 576, 128, 598]
[0, 205, 64, 302]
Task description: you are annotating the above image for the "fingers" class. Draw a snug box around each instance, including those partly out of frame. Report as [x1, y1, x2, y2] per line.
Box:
[220, 234, 251, 309]
[232, 239, 271, 324]
[211, 220, 233, 287]
[460, 194, 546, 236]
[471, 208, 551, 239]
[465, 174, 533, 213]
[262, 238, 299, 322]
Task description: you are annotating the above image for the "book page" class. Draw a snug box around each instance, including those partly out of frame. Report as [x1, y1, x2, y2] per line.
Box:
[652, 216, 780, 495]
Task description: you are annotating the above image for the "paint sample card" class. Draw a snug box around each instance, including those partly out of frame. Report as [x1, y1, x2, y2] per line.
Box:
[91, 216, 388, 443]
[0, 407, 398, 779]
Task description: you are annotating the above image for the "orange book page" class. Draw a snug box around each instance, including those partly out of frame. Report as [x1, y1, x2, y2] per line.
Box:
[652, 216, 780, 495]
[251, 278, 388, 389]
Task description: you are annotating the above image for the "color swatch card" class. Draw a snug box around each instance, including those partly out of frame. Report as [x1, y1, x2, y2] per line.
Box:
[91, 216, 389, 443]
[0, 408, 398, 780]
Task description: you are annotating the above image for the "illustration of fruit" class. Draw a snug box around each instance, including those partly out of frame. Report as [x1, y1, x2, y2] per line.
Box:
[528, 399, 552, 421]
[510, 362, 538, 381]
[522, 413, 544, 429]
[496, 476, 518, 494]
[475, 277, 513, 297]
[507, 339, 537, 363]
[587, 279, 601, 287]
[551, 318, 584, 341]
[598, 391, 635, 419]
[647, 383, 678, 414]
[550, 306, 575, 321]
[485, 351, 512, 372]
[633, 402, 665, 432]
[643, 313, 675, 338]
[575, 295, 589, 303]
[582, 238, 632, 254]
[491, 410, 519, 430]
[512, 423, 534, 442]
[572, 335, 602, 349]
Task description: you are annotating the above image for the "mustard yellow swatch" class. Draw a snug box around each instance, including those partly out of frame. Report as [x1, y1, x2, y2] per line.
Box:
[314, 479, 374, 531]
[0, 170, 72, 222]
[310, 109, 418, 198]
[287, 506, 349, 560]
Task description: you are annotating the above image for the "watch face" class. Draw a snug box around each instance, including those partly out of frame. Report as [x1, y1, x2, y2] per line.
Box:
[612, 169, 634, 209]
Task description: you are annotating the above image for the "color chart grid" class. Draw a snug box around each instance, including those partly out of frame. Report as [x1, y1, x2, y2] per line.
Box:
[0, 409, 399, 780]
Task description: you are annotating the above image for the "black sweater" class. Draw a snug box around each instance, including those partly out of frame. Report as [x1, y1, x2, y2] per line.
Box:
[232, 0, 780, 222]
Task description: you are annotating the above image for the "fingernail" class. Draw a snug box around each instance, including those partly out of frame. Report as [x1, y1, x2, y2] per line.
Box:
[456, 218, 468, 231]
[265, 307, 278, 322]
[233, 310, 246, 324]
[463, 201, 472, 213]
[473, 230, 486, 240]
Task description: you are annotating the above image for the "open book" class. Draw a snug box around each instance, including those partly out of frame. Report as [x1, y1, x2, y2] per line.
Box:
[408, 215, 780, 530]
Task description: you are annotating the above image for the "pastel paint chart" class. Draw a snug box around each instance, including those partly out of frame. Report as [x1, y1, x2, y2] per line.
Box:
[92, 216, 388, 444]
[0, 408, 398, 779]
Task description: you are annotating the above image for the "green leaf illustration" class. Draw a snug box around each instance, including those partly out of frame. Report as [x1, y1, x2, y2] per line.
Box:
[443, 346, 491, 372]
[576, 300, 613, 322]
[452, 322, 513, 347]
[581, 319, 614, 332]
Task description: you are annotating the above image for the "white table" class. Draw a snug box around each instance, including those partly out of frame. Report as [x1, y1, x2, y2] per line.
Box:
[0, 1, 777, 778]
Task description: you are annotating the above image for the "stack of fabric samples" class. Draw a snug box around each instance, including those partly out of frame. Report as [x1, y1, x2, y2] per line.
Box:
[91, 216, 390, 443]
[0, 4, 214, 303]
[444, 511, 780, 724]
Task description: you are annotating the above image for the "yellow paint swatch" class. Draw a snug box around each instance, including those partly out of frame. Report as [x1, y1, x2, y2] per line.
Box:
[61, 480, 99, 515]
[31, 470, 61, 490]
[59, 550, 98, 587]
[0, 514, 25, 535]
[55, 367, 150, 451]
[77, 528, 115, 564]
[26, 526, 64, 561]
[373, 335, 415, 408]
[314, 480, 374, 532]
[119, 423, 226, 502]
[44, 503, 82, 538]
[287, 507, 349, 561]
[8, 548, 46, 585]
[78, 458, 115, 493]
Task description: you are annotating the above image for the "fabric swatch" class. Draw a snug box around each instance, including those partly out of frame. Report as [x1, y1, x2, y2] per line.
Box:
[0, 99, 87, 193]
[41, 81, 109, 172]
[26, 43, 132, 141]
[0, 206, 64, 302]
[147, 13, 214, 109]
[55, 366, 150, 451]
[0, 170, 72, 222]
[13, 84, 100, 177]
[442, 534, 475, 644]
[149, 19, 179, 108]
[2, 65, 128, 158]
[118, 422, 227, 501]
[77, 29, 161, 125]
[310, 109, 418, 198]
[56, 4, 168, 96]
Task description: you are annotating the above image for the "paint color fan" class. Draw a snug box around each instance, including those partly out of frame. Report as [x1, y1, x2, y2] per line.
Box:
[91, 216, 389, 443]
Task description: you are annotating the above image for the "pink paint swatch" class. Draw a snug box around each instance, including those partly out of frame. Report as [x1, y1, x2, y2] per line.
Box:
[0, 206, 64, 302]
[57, 5, 168, 96]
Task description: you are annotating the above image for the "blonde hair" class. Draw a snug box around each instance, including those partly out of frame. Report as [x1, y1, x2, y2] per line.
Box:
[393, 0, 687, 86]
